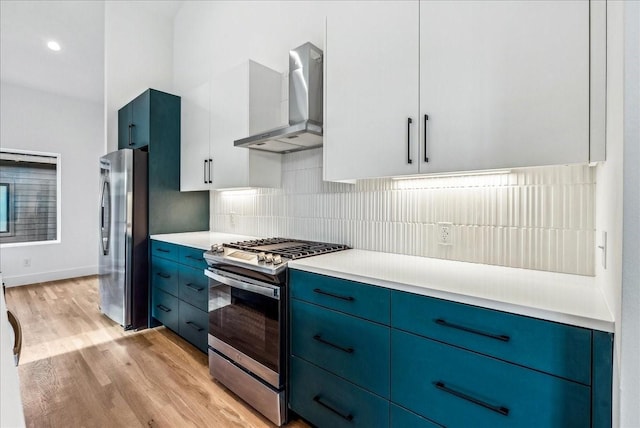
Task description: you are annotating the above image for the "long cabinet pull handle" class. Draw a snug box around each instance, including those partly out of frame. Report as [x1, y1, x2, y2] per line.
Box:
[156, 248, 170, 253]
[185, 283, 204, 292]
[424, 114, 430, 162]
[185, 321, 204, 332]
[312, 395, 354, 422]
[208, 158, 213, 184]
[313, 334, 354, 354]
[129, 123, 135, 146]
[407, 117, 413, 164]
[204, 159, 208, 184]
[156, 272, 171, 279]
[434, 381, 509, 416]
[185, 255, 202, 261]
[435, 318, 510, 342]
[156, 304, 171, 313]
[313, 288, 355, 302]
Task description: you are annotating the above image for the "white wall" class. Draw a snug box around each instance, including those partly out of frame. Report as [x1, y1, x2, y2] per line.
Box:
[0, 83, 103, 286]
[105, 1, 175, 153]
[620, 1, 640, 426]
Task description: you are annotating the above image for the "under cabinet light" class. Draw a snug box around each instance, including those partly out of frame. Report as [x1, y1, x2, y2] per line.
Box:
[391, 169, 512, 180]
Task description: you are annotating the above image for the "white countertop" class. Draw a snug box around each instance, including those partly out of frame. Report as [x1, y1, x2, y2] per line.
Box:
[288, 249, 614, 332]
[1, 275, 26, 427]
[150, 231, 258, 250]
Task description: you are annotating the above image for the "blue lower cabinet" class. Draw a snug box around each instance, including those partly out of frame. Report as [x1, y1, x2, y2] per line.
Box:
[291, 299, 390, 398]
[178, 300, 208, 353]
[390, 405, 441, 428]
[152, 288, 179, 332]
[391, 330, 591, 428]
[289, 356, 389, 428]
[151, 257, 179, 295]
[178, 265, 208, 311]
[178, 245, 208, 270]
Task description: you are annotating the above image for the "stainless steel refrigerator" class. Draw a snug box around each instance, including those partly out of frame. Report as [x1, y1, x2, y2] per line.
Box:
[98, 149, 148, 330]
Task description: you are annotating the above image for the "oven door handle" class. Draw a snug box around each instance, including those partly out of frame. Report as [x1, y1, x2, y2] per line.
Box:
[205, 269, 280, 300]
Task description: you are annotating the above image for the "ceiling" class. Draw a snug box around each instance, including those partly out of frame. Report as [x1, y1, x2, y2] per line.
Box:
[0, 0, 183, 104]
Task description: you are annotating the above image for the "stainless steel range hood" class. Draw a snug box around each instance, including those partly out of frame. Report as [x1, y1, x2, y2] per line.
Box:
[234, 42, 323, 153]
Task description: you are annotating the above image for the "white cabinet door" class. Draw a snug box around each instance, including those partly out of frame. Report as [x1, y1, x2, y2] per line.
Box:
[180, 81, 211, 191]
[324, 1, 420, 181]
[210, 61, 282, 190]
[419, 0, 590, 173]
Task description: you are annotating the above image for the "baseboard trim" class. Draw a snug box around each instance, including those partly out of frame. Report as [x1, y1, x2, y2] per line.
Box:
[2, 266, 98, 287]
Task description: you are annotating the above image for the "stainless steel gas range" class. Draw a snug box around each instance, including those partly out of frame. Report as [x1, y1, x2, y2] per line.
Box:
[203, 238, 349, 426]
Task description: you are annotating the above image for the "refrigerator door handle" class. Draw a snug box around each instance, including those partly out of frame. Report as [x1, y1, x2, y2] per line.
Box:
[101, 180, 111, 255]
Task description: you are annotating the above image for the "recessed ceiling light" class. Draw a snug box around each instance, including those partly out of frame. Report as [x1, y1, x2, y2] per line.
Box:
[47, 40, 61, 51]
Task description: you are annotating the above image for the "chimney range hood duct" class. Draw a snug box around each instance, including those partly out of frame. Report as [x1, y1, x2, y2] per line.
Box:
[234, 42, 323, 153]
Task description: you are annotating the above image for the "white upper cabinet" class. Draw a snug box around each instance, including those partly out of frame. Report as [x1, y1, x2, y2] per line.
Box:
[324, 1, 420, 181]
[180, 81, 212, 191]
[419, 0, 589, 174]
[324, 0, 603, 181]
[180, 60, 283, 191]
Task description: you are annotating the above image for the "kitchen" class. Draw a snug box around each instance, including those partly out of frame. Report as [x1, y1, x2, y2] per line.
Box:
[1, 1, 638, 427]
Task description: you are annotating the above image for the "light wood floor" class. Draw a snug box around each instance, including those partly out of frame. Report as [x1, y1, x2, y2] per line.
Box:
[5, 277, 309, 428]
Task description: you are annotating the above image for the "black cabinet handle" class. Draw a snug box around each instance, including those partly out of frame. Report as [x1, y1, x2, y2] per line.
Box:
[313, 334, 354, 354]
[128, 123, 135, 146]
[313, 288, 354, 302]
[156, 248, 170, 253]
[185, 283, 204, 292]
[204, 159, 208, 184]
[208, 158, 213, 184]
[156, 272, 171, 279]
[185, 321, 204, 332]
[434, 381, 509, 416]
[156, 304, 171, 313]
[185, 255, 202, 261]
[407, 117, 413, 164]
[424, 114, 429, 162]
[435, 318, 510, 342]
[312, 395, 354, 422]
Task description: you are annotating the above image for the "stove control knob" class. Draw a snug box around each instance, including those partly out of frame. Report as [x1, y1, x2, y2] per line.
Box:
[213, 244, 224, 253]
[264, 254, 273, 264]
[273, 255, 282, 265]
[257, 252, 266, 262]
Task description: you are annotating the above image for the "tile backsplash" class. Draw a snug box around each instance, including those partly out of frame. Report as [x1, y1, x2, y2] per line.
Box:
[211, 148, 595, 276]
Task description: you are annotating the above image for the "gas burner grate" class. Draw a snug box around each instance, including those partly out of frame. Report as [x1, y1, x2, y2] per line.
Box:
[224, 238, 349, 260]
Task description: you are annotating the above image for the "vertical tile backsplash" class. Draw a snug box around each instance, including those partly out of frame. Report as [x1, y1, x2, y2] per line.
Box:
[212, 148, 595, 276]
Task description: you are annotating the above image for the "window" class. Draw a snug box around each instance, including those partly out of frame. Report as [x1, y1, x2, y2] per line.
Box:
[0, 150, 61, 245]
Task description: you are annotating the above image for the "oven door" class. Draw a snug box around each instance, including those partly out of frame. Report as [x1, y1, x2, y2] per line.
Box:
[206, 268, 283, 389]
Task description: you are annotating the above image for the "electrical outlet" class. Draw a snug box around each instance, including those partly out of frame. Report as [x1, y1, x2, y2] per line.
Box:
[23, 258, 31, 267]
[437, 222, 453, 245]
[229, 211, 237, 227]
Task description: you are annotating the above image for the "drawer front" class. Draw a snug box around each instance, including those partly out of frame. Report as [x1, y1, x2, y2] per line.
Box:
[178, 245, 208, 270]
[178, 265, 208, 311]
[290, 269, 390, 324]
[391, 330, 591, 428]
[291, 299, 390, 397]
[289, 356, 389, 428]
[150, 240, 180, 261]
[390, 405, 440, 428]
[178, 300, 208, 352]
[152, 287, 179, 332]
[151, 257, 179, 296]
[391, 291, 592, 384]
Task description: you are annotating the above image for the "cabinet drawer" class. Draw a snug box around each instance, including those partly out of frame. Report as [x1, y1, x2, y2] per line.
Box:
[178, 265, 208, 311]
[290, 270, 390, 324]
[390, 405, 440, 428]
[152, 287, 179, 332]
[151, 240, 180, 262]
[178, 245, 208, 270]
[391, 330, 591, 428]
[290, 356, 389, 428]
[178, 300, 208, 352]
[391, 291, 592, 384]
[291, 300, 390, 398]
[151, 257, 179, 296]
